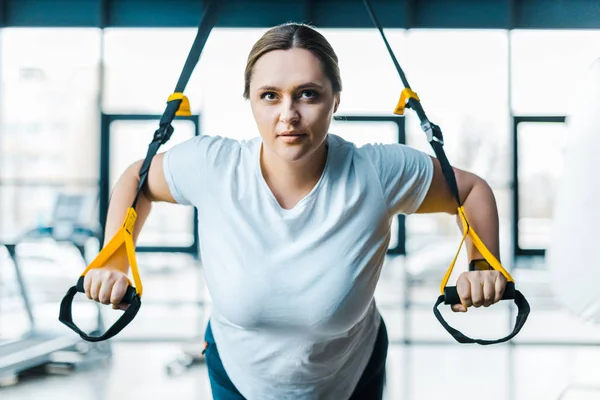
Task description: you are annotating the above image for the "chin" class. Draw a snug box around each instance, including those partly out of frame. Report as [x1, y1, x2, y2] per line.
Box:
[277, 145, 311, 163]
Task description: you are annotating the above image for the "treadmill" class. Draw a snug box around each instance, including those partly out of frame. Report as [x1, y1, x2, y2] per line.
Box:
[0, 193, 111, 386]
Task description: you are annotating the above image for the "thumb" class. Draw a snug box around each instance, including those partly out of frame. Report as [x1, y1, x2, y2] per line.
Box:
[451, 304, 467, 313]
[110, 276, 130, 311]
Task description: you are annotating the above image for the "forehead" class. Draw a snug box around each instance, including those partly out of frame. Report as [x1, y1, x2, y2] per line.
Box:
[250, 48, 329, 90]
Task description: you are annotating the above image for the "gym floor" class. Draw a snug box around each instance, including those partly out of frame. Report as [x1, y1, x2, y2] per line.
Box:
[2, 252, 600, 400]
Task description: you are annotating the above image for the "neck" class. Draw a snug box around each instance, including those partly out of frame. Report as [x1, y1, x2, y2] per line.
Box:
[260, 140, 328, 209]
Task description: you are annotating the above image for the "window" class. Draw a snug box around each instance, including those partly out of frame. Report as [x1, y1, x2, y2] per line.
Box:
[514, 118, 567, 255]
[0, 29, 101, 238]
[401, 30, 510, 274]
[510, 30, 600, 116]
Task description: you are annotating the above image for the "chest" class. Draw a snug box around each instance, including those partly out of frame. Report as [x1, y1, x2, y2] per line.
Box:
[199, 172, 390, 334]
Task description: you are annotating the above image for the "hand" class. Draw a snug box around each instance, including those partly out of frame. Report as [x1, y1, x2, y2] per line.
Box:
[451, 270, 507, 313]
[83, 267, 130, 310]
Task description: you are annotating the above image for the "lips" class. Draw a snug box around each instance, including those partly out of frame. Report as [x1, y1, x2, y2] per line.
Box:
[278, 131, 306, 143]
[278, 131, 304, 137]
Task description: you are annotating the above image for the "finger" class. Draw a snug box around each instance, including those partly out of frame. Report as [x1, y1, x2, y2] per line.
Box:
[494, 272, 507, 303]
[468, 274, 484, 308]
[83, 273, 93, 299]
[456, 274, 472, 309]
[90, 274, 103, 302]
[98, 273, 115, 305]
[483, 275, 495, 307]
[111, 277, 129, 307]
[451, 304, 467, 313]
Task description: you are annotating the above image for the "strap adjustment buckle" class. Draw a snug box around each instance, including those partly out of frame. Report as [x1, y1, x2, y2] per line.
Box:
[421, 120, 444, 145]
[153, 124, 174, 145]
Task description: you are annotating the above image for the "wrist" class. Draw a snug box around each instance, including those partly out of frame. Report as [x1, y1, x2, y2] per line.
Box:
[469, 258, 492, 271]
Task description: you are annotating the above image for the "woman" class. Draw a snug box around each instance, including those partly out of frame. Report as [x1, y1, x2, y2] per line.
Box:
[84, 23, 507, 399]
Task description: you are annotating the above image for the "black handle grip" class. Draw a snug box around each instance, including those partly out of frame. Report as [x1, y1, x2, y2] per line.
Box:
[59, 276, 141, 342]
[444, 281, 516, 305]
[433, 282, 530, 345]
[75, 276, 137, 305]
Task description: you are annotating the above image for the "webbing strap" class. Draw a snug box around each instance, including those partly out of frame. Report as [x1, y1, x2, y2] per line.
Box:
[133, 0, 222, 209]
[362, 0, 529, 344]
[433, 290, 530, 345]
[59, 1, 221, 342]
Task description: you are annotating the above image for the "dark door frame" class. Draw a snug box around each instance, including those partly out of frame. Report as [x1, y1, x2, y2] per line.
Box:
[100, 113, 200, 257]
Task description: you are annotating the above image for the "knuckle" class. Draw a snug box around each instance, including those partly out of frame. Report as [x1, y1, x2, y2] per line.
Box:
[457, 286, 470, 299]
[102, 269, 113, 281]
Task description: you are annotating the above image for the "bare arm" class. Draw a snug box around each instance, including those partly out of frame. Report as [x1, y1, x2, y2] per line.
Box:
[416, 156, 500, 261]
[416, 156, 504, 312]
[85, 152, 175, 307]
[101, 153, 175, 272]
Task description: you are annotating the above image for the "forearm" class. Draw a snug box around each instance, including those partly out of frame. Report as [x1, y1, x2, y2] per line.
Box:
[456, 177, 500, 262]
[103, 160, 153, 273]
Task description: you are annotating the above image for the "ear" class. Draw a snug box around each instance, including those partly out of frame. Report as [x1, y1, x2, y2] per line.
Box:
[333, 94, 340, 114]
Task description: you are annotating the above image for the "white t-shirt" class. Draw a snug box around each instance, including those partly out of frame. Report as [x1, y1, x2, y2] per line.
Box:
[163, 133, 433, 399]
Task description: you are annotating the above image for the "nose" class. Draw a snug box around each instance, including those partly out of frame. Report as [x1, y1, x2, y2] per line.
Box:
[279, 97, 300, 124]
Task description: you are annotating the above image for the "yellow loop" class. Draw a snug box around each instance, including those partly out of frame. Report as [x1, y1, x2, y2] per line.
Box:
[80, 207, 143, 297]
[167, 92, 192, 117]
[393, 88, 420, 115]
[439, 206, 515, 294]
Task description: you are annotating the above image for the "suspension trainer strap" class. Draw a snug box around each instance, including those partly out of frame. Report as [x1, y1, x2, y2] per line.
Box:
[59, 0, 222, 342]
[362, 0, 529, 344]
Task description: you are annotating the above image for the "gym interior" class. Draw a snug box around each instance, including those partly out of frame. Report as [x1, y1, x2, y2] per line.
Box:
[1, 1, 600, 399]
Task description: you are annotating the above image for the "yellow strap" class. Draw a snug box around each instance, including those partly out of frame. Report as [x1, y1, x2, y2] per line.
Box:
[439, 206, 514, 294]
[439, 225, 469, 295]
[393, 88, 420, 116]
[79, 207, 143, 297]
[167, 92, 192, 117]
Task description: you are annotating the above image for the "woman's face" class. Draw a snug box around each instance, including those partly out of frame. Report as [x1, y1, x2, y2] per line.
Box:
[249, 47, 339, 164]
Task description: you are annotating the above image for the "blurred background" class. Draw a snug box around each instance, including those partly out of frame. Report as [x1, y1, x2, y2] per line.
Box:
[1, 0, 600, 399]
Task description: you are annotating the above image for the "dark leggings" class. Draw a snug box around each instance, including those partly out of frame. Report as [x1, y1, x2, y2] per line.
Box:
[203, 318, 388, 400]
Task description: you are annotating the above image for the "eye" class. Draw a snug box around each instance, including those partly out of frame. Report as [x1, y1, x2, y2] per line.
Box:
[300, 90, 318, 100]
[260, 92, 277, 101]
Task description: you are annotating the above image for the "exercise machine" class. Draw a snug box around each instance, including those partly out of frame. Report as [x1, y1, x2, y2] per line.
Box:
[0, 193, 110, 386]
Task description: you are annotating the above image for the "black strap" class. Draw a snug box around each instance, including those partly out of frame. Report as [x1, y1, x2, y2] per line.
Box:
[422, 119, 462, 207]
[132, 0, 222, 209]
[363, 0, 461, 208]
[433, 289, 531, 345]
[59, 277, 140, 342]
[362, 0, 529, 344]
[59, 1, 221, 342]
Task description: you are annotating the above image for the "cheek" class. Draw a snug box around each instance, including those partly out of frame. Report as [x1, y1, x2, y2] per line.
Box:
[306, 106, 334, 131]
[252, 106, 276, 130]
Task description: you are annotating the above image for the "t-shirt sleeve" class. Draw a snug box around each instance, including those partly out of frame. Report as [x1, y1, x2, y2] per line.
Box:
[360, 143, 434, 215]
[162, 135, 224, 206]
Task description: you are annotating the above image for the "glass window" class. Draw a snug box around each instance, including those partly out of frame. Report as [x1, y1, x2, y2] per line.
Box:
[103, 28, 264, 142]
[0, 28, 101, 239]
[324, 28, 408, 115]
[510, 30, 600, 115]
[400, 30, 510, 270]
[517, 121, 568, 250]
[108, 119, 196, 247]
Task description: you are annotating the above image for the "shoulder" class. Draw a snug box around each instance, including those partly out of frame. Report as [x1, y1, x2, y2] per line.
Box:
[356, 141, 431, 168]
[168, 134, 260, 161]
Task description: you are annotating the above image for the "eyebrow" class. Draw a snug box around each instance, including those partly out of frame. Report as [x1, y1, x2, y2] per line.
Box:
[257, 82, 324, 92]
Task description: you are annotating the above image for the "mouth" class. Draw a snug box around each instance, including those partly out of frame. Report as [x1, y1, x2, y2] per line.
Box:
[278, 131, 306, 143]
